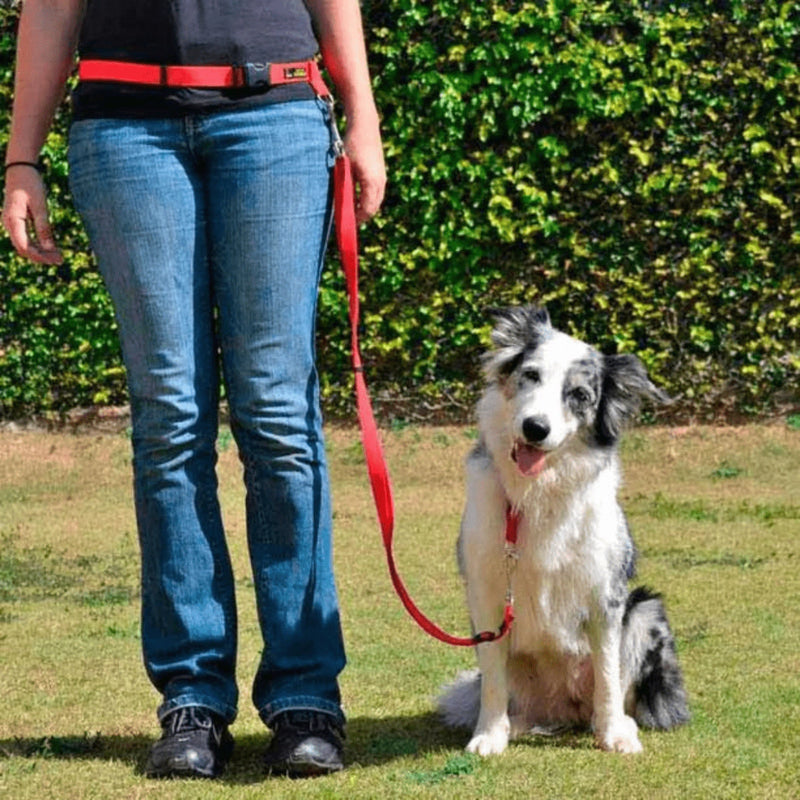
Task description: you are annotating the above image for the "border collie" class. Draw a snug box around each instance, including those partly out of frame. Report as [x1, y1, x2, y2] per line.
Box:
[438, 306, 689, 755]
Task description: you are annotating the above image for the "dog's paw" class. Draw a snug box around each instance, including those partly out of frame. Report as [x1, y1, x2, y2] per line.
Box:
[595, 715, 643, 754]
[466, 724, 510, 756]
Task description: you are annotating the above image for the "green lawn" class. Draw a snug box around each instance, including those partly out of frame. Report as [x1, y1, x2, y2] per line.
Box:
[1, 423, 798, 799]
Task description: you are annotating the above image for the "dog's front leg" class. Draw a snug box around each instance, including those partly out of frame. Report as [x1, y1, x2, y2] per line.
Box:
[587, 602, 643, 754]
[463, 556, 512, 756]
[467, 636, 511, 756]
[460, 459, 512, 755]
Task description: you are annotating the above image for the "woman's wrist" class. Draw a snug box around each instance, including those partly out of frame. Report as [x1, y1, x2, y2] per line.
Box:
[340, 97, 381, 127]
[4, 159, 44, 173]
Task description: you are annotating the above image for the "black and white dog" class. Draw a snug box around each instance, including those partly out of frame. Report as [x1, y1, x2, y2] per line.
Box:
[438, 306, 689, 755]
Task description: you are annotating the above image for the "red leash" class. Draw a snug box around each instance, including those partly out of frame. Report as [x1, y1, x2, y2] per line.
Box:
[333, 149, 516, 647]
[79, 57, 516, 646]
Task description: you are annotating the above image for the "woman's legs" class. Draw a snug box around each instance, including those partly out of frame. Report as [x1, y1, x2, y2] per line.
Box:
[197, 100, 345, 725]
[68, 99, 345, 729]
[69, 116, 239, 723]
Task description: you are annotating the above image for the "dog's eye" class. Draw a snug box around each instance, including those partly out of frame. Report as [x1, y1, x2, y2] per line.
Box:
[570, 387, 592, 405]
[522, 368, 541, 384]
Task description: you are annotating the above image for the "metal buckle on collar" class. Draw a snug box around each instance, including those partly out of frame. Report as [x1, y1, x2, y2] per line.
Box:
[233, 62, 272, 88]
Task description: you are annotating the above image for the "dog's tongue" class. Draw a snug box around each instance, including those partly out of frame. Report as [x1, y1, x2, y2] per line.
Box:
[512, 443, 547, 476]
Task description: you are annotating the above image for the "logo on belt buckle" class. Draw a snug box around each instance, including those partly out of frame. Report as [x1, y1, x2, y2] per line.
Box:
[283, 66, 308, 80]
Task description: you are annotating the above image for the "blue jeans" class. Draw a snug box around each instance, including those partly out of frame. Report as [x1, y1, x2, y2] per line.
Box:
[68, 99, 346, 726]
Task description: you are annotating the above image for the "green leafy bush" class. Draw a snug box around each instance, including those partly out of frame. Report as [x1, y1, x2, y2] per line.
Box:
[2, 1, 799, 421]
[0, 5, 124, 415]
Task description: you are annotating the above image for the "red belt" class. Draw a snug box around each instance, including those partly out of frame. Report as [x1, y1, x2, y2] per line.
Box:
[78, 58, 330, 96]
[79, 57, 514, 647]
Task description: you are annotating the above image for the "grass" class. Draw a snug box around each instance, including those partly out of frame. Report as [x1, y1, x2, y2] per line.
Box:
[0, 422, 798, 799]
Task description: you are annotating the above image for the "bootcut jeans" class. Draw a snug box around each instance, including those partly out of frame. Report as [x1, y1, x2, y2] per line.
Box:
[68, 98, 346, 727]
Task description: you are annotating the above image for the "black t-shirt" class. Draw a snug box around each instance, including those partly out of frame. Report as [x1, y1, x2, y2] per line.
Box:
[72, 0, 320, 119]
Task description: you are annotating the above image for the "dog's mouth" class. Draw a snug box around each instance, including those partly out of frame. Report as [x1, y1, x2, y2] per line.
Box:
[511, 441, 547, 477]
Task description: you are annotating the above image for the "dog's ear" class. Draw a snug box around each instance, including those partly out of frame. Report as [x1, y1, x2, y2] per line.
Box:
[488, 305, 551, 349]
[484, 306, 552, 380]
[487, 305, 550, 326]
[595, 354, 669, 446]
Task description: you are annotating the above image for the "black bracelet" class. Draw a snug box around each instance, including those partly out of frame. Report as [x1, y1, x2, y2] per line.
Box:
[4, 160, 43, 173]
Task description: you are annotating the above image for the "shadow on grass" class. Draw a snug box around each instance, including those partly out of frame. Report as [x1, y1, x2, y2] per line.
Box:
[0, 712, 585, 783]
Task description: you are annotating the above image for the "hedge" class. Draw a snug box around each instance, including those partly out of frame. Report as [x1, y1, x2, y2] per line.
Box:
[1, 1, 799, 422]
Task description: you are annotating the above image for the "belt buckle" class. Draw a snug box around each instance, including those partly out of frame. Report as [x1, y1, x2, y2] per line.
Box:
[238, 62, 271, 88]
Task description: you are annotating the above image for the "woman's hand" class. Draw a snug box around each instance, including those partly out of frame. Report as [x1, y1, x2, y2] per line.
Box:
[307, 0, 387, 222]
[2, 166, 63, 264]
[344, 111, 386, 224]
[2, 0, 83, 264]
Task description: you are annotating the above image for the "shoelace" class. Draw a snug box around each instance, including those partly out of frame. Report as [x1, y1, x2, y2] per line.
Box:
[277, 711, 344, 740]
[166, 707, 215, 735]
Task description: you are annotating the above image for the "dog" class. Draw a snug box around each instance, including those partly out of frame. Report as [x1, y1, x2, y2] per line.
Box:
[438, 305, 689, 755]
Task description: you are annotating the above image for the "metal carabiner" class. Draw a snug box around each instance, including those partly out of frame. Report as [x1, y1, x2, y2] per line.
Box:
[324, 95, 346, 159]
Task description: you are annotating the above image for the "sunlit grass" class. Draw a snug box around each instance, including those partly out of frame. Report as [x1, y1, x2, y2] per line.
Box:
[0, 422, 798, 799]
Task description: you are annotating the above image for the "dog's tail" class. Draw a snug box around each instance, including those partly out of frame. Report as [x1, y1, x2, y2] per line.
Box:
[623, 587, 691, 730]
[437, 668, 482, 729]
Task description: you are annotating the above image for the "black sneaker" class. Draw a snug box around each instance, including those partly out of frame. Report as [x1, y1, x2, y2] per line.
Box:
[263, 710, 345, 777]
[145, 706, 234, 779]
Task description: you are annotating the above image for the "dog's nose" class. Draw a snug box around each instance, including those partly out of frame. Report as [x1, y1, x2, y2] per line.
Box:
[522, 416, 550, 444]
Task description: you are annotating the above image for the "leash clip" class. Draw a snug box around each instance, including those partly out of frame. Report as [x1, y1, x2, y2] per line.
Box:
[503, 505, 520, 566]
[324, 95, 347, 159]
[504, 543, 518, 598]
[502, 510, 519, 614]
